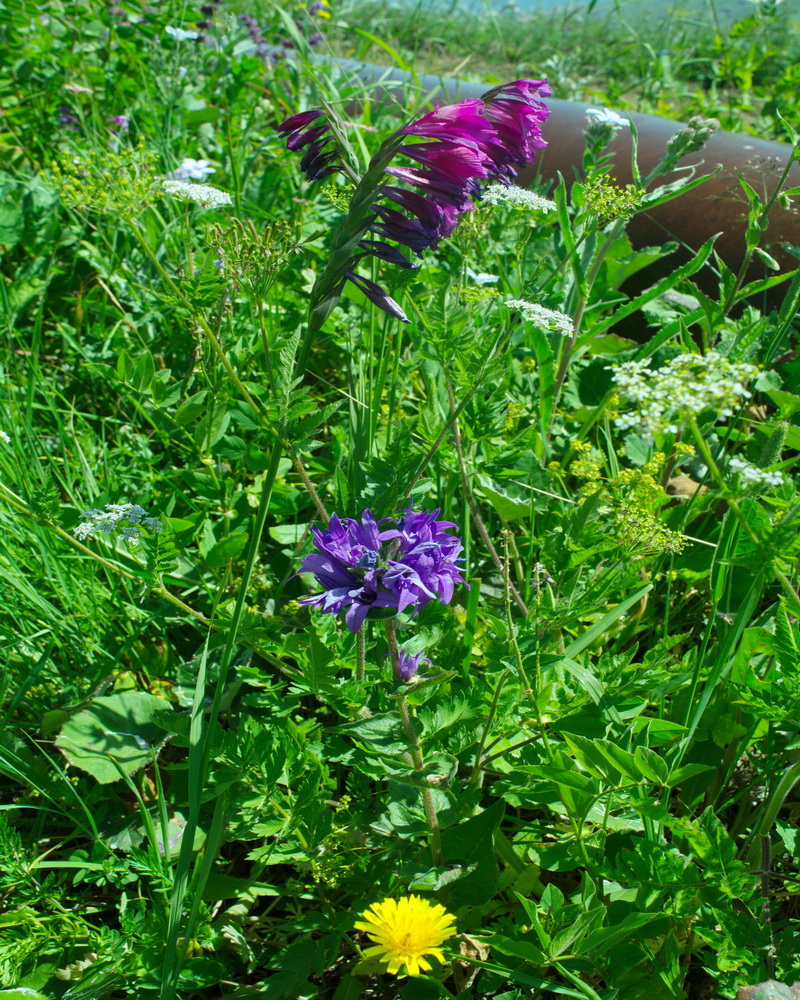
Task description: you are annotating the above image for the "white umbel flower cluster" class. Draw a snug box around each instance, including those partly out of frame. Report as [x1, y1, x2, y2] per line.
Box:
[609, 351, 758, 438]
[482, 184, 556, 213]
[162, 179, 232, 208]
[505, 300, 574, 337]
[727, 457, 784, 489]
[74, 503, 162, 546]
[585, 107, 630, 130]
[0, 429, 10, 444]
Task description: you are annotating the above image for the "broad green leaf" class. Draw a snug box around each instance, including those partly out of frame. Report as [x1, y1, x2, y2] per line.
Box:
[55, 692, 173, 783]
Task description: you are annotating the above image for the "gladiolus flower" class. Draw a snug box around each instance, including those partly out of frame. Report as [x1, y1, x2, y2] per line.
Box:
[276, 79, 551, 325]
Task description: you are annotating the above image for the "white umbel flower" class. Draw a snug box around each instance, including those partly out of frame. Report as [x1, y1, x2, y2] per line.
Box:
[162, 179, 232, 208]
[505, 299, 574, 337]
[168, 157, 215, 181]
[482, 184, 556, 213]
[0, 429, 10, 444]
[165, 25, 199, 41]
[74, 502, 162, 546]
[585, 107, 630, 129]
[727, 457, 783, 489]
[609, 351, 758, 438]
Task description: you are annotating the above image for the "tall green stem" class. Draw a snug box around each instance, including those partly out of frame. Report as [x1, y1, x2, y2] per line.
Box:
[385, 620, 444, 866]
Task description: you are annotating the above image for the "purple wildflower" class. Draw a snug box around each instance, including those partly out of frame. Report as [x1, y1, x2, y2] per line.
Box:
[276, 80, 550, 327]
[56, 105, 80, 131]
[276, 110, 340, 180]
[392, 646, 431, 682]
[108, 114, 131, 133]
[297, 504, 467, 632]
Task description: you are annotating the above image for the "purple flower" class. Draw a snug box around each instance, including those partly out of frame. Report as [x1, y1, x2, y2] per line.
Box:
[297, 504, 467, 632]
[108, 114, 131, 133]
[276, 81, 550, 325]
[56, 105, 80, 130]
[393, 646, 431, 682]
[275, 110, 340, 180]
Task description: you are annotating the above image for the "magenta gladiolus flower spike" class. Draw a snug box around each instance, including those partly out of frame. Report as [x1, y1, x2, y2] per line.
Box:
[275, 79, 551, 350]
[297, 504, 467, 633]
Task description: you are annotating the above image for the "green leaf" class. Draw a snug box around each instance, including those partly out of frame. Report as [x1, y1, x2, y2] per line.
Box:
[55, 692, 173, 783]
[634, 745, 670, 784]
[131, 351, 156, 392]
[581, 910, 670, 957]
[563, 583, 653, 658]
[665, 763, 714, 787]
[0, 991, 50, 1000]
[589, 235, 718, 336]
[590, 739, 643, 782]
[438, 800, 504, 908]
[488, 934, 547, 964]
[204, 532, 249, 568]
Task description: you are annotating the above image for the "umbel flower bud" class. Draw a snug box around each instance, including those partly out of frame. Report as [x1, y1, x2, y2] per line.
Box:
[665, 115, 721, 163]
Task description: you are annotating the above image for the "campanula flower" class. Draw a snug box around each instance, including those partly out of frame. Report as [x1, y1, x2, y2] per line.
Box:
[394, 646, 431, 682]
[297, 505, 467, 632]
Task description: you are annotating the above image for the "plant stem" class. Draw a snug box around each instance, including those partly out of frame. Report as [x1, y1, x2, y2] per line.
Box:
[468, 669, 510, 790]
[445, 376, 528, 616]
[385, 620, 444, 866]
[356, 627, 366, 683]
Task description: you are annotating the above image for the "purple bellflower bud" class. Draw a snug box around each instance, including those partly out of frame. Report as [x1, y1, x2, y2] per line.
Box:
[393, 646, 431, 682]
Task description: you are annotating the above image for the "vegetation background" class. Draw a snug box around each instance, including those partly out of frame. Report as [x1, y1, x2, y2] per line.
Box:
[1, 0, 799, 999]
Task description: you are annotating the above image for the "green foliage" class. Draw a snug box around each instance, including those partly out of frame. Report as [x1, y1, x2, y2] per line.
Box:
[1, 0, 799, 998]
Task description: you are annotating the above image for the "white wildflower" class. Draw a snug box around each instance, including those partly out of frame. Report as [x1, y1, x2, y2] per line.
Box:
[585, 107, 630, 129]
[162, 179, 232, 208]
[727, 457, 783, 489]
[466, 267, 499, 285]
[74, 502, 163, 545]
[168, 157, 215, 181]
[505, 299, 574, 337]
[609, 351, 759, 439]
[482, 184, 556, 213]
[165, 25, 199, 41]
[0, 429, 10, 444]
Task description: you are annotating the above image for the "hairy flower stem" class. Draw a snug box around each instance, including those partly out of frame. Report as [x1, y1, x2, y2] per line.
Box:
[386, 620, 444, 866]
[291, 452, 329, 525]
[468, 669, 510, 791]
[687, 417, 800, 614]
[445, 377, 529, 615]
[548, 219, 625, 440]
[720, 152, 797, 317]
[356, 627, 366, 683]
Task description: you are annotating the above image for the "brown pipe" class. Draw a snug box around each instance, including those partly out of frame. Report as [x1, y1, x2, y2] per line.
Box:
[310, 55, 800, 293]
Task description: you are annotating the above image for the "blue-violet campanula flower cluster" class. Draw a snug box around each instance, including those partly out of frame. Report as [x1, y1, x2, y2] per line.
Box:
[297, 505, 467, 633]
[276, 80, 550, 321]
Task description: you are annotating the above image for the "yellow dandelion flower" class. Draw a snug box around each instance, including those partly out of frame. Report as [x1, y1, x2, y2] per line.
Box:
[354, 895, 457, 977]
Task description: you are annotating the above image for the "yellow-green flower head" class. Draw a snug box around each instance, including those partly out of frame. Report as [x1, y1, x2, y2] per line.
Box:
[354, 895, 457, 976]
